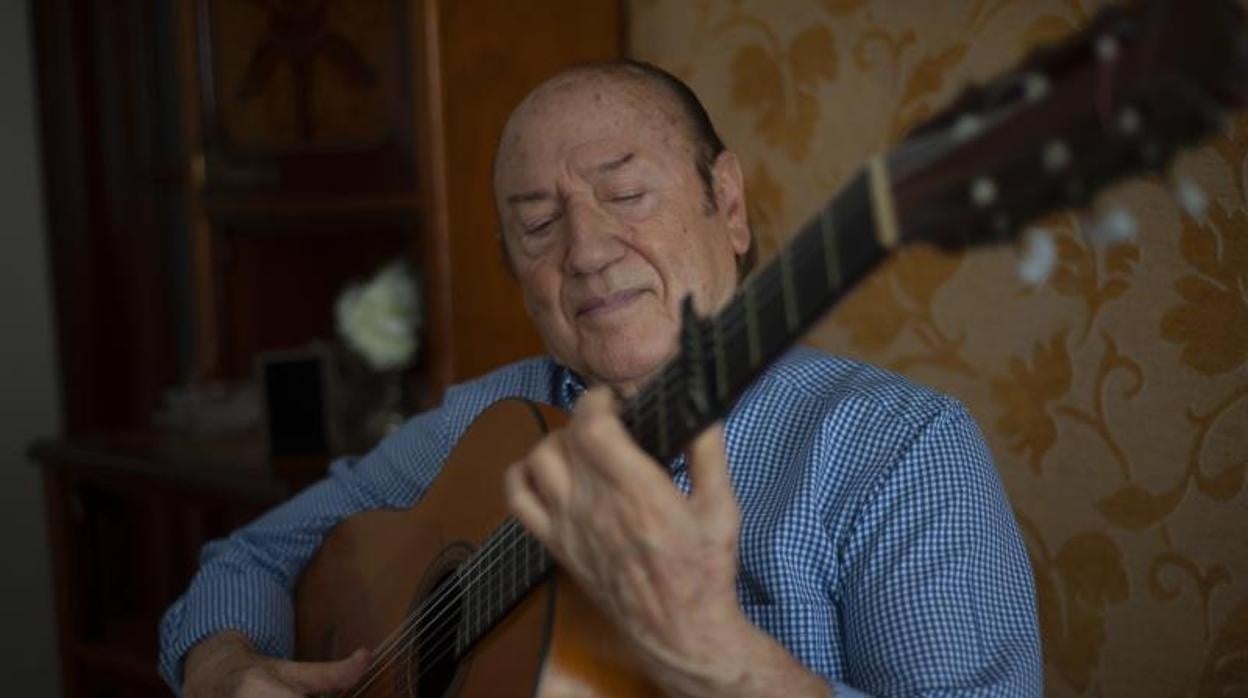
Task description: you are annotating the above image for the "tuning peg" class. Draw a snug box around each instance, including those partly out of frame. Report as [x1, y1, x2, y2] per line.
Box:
[1095, 34, 1120, 62]
[1023, 73, 1051, 103]
[1085, 205, 1137, 245]
[1043, 140, 1071, 173]
[952, 114, 984, 141]
[1018, 228, 1057, 286]
[1174, 175, 1208, 220]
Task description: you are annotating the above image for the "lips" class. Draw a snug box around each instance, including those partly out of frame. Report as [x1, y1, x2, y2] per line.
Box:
[576, 288, 647, 319]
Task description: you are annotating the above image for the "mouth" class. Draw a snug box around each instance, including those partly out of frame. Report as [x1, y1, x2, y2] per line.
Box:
[576, 288, 647, 320]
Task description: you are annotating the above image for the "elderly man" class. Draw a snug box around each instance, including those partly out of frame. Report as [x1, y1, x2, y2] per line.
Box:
[162, 60, 1042, 696]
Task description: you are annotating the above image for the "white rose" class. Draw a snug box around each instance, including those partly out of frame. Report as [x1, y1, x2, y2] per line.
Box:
[335, 261, 421, 370]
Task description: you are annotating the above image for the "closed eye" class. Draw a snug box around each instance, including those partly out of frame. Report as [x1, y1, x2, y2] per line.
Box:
[524, 216, 558, 235]
[608, 192, 644, 203]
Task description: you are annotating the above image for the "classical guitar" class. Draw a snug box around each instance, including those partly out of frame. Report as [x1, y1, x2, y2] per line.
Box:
[295, 0, 1248, 695]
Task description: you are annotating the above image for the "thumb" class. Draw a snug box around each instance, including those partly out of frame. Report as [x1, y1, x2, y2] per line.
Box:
[688, 422, 737, 521]
[271, 647, 371, 693]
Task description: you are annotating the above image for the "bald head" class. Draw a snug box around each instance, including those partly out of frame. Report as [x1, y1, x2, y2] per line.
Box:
[500, 62, 723, 193]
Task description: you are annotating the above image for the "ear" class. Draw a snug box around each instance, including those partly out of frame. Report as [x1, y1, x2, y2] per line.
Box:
[711, 151, 751, 257]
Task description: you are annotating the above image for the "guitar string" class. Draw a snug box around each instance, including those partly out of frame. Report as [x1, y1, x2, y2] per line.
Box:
[345, 516, 529, 696]
[359, 514, 552, 696]
[346, 517, 530, 696]
[345, 525, 520, 697]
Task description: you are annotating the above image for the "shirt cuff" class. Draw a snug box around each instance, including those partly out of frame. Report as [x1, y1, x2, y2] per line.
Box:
[157, 571, 294, 691]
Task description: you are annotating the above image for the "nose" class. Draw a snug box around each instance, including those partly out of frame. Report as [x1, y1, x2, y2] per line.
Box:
[563, 196, 627, 276]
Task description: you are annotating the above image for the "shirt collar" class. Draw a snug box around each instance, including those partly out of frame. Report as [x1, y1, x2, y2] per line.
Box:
[552, 362, 587, 410]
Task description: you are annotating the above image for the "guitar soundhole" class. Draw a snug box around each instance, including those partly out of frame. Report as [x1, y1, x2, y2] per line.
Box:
[400, 543, 471, 697]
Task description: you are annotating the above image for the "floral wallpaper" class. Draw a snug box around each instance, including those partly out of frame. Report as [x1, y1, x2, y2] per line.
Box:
[630, 1, 1248, 695]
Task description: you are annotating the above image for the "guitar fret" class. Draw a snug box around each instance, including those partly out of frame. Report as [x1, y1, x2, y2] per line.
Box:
[867, 154, 900, 249]
[743, 282, 761, 367]
[820, 204, 842, 293]
[780, 247, 799, 332]
[712, 314, 728, 402]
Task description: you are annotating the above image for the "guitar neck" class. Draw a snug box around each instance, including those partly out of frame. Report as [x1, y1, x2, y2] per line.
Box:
[621, 162, 897, 465]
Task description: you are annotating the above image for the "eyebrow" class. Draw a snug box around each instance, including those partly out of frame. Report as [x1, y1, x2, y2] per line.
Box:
[504, 153, 637, 205]
[506, 189, 555, 205]
[595, 152, 635, 174]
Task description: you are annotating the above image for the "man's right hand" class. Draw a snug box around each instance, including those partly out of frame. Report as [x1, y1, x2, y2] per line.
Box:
[182, 630, 370, 697]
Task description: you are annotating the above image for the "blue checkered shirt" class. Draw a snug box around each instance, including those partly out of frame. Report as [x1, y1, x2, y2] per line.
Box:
[159, 347, 1042, 695]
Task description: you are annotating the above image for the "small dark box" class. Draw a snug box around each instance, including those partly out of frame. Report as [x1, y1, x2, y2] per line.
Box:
[258, 344, 340, 458]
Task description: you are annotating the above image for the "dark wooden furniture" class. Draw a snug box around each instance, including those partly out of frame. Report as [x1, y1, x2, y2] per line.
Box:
[29, 433, 323, 697]
[30, 0, 623, 694]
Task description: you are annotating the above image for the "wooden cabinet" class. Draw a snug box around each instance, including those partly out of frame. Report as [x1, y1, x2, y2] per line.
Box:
[30, 433, 320, 697]
[31, 1, 622, 694]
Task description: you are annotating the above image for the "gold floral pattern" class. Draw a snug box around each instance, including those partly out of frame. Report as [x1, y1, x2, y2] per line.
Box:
[1148, 553, 1230, 640]
[1044, 217, 1140, 345]
[834, 247, 971, 375]
[1055, 333, 1141, 480]
[1200, 598, 1248, 697]
[1161, 204, 1248, 376]
[744, 161, 784, 260]
[728, 22, 838, 160]
[1022, 517, 1129, 693]
[631, 0, 1248, 693]
[890, 43, 969, 141]
[990, 332, 1071, 473]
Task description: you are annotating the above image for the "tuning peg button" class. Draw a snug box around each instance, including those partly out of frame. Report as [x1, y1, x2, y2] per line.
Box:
[1087, 206, 1137, 245]
[1174, 176, 1208, 220]
[1118, 108, 1142, 136]
[971, 177, 998, 207]
[1095, 35, 1120, 62]
[1043, 140, 1071, 172]
[1018, 228, 1057, 286]
[1024, 74, 1051, 102]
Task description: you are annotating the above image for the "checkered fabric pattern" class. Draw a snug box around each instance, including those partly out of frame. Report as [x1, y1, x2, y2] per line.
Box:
[159, 347, 1042, 695]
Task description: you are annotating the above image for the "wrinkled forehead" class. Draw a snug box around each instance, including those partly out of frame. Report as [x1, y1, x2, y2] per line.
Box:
[493, 73, 691, 194]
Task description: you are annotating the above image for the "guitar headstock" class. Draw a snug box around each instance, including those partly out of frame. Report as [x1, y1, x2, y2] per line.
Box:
[891, 0, 1248, 256]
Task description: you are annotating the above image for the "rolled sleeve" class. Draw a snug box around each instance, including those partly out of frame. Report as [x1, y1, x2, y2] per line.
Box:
[838, 401, 1043, 696]
[157, 404, 451, 690]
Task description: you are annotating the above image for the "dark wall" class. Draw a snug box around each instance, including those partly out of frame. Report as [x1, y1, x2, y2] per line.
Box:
[0, 1, 63, 693]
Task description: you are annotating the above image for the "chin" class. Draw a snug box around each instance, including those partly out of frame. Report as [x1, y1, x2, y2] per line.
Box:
[579, 329, 674, 390]
[571, 324, 668, 384]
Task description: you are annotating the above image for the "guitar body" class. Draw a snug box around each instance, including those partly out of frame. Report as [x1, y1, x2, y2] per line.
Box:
[295, 399, 659, 697]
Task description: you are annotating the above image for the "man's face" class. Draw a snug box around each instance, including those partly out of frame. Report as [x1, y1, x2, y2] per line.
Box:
[494, 76, 750, 396]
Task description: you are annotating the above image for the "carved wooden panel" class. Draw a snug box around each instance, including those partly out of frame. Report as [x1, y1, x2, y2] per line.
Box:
[195, 0, 415, 194]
